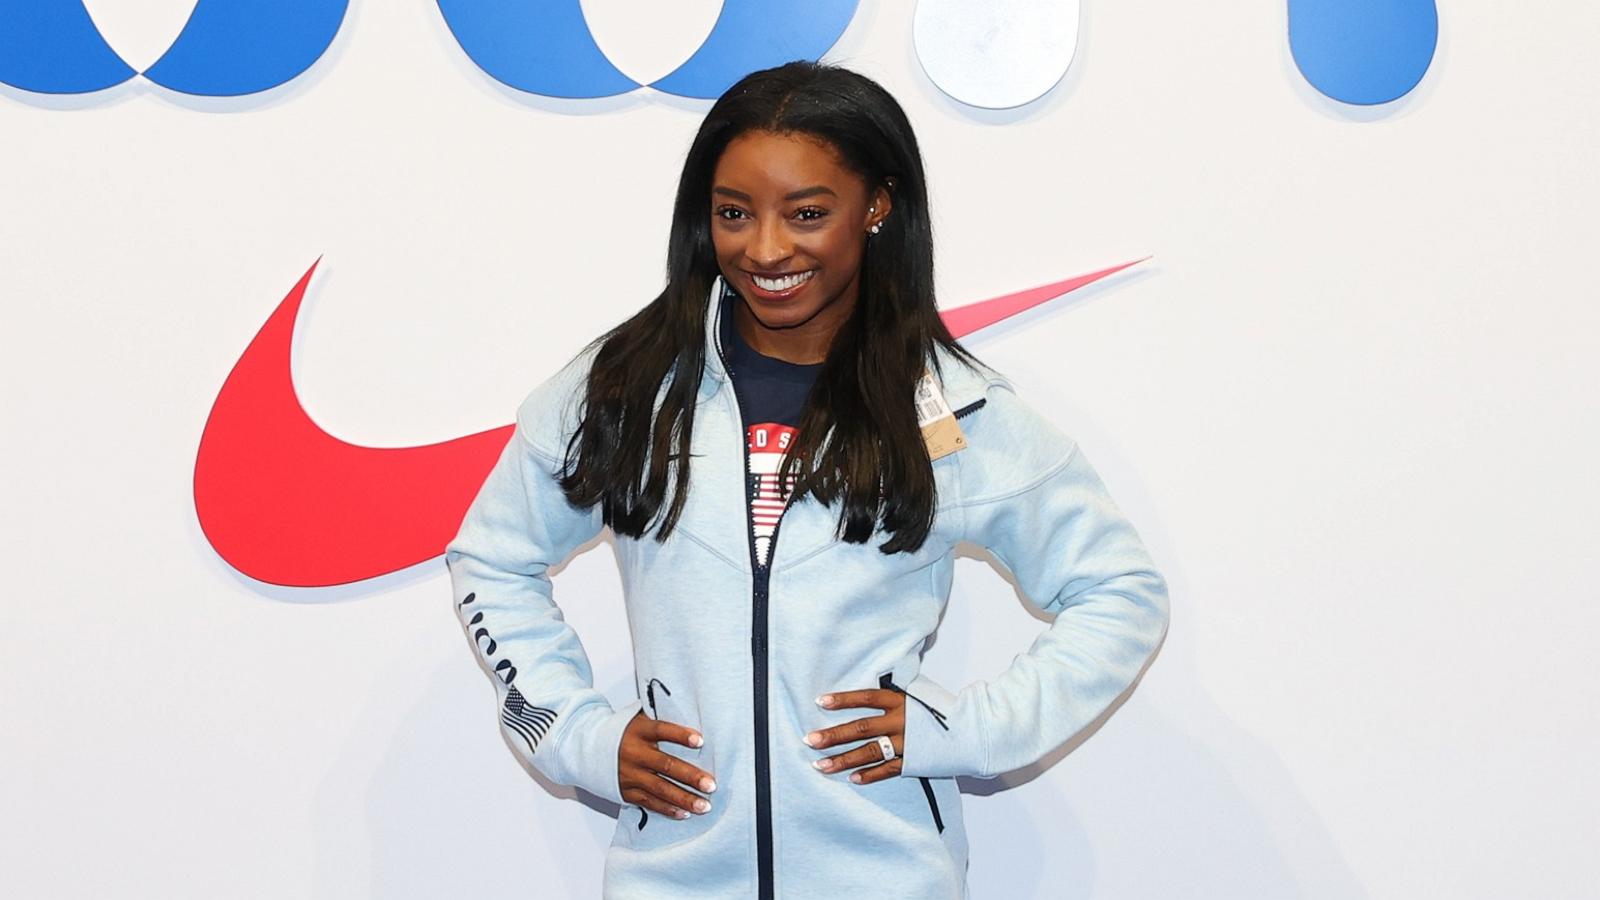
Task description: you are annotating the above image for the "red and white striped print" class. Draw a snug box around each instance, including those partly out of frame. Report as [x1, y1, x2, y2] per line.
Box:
[746, 422, 800, 568]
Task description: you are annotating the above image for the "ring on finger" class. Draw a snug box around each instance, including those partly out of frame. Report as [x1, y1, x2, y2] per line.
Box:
[875, 734, 896, 762]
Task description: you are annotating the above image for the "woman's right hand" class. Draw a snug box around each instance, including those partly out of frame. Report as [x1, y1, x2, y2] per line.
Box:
[619, 709, 716, 819]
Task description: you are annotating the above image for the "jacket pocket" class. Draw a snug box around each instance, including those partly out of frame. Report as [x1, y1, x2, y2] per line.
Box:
[880, 671, 948, 833]
[916, 776, 945, 833]
[614, 686, 720, 855]
[631, 676, 704, 833]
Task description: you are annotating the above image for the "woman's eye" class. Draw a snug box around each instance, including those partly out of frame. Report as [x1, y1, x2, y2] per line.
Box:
[713, 206, 826, 222]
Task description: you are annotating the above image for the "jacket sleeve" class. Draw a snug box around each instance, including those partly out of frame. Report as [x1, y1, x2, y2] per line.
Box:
[898, 388, 1170, 779]
[444, 360, 642, 805]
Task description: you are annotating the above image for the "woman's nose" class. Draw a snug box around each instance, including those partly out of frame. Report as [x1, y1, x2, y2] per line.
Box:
[747, 217, 792, 268]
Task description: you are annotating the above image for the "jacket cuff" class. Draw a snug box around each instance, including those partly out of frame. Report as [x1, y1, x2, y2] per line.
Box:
[898, 672, 992, 779]
[539, 697, 644, 806]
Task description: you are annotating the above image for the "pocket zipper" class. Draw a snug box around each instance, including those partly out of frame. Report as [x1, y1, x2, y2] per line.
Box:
[879, 672, 948, 833]
[646, 677, 671, 718]
[879, 672, 950, 731]
[636, 677, 673, 831]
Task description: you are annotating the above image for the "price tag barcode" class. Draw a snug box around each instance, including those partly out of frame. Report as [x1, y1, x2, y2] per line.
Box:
[914, 371, 954, 427]
[914, 367, 968, 460]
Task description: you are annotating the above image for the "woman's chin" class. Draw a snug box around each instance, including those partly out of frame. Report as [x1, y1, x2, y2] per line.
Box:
[747, 302, 824, 331]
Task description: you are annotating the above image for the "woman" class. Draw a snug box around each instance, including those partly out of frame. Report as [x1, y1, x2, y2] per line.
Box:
[447, 61, 1170, 899]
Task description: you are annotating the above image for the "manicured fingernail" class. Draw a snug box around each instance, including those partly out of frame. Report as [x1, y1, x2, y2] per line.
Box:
[850, 773, 862, 783]
[816, 694, 834, 707]
[804, 732, 821, 747]
[813, 758, 833, 771]
[693, 799, 710, 813]
[676, 809, 689, 819]
[689, 733, 703, 748]
[700, 778, 716, 793]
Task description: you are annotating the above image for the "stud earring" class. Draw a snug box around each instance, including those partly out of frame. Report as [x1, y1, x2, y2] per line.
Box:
[869, 223, 882, 234]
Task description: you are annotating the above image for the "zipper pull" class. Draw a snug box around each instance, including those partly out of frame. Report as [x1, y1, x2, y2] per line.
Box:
[646, 677, 672, 718]
[880, 673, 951, 731]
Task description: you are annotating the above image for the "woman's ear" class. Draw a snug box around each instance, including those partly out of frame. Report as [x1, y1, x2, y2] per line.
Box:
[867, 181, 894, 231]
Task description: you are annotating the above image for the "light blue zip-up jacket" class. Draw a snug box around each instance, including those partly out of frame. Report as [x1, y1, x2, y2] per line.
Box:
[446, 278, 1170, 899]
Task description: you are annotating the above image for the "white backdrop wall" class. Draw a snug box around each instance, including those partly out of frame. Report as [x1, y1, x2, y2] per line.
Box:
[4, 1, 1597, 897]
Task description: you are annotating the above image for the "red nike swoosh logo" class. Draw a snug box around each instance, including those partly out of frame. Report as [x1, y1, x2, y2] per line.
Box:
[195, 255, 1148, 587]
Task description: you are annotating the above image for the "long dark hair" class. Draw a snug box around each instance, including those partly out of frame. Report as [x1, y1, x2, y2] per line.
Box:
[559, 60, 986, 554]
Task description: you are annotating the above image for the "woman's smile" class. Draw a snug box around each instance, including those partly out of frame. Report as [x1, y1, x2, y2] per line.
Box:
[746, 268, 817, 299]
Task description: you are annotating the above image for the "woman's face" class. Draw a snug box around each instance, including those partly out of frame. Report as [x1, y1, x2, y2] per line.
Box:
[710, 129, 890, 362]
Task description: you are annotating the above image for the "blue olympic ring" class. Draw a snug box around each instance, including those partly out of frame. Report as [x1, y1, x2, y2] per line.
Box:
[0, 0, 347, 96]
[435, 0, 860, 100]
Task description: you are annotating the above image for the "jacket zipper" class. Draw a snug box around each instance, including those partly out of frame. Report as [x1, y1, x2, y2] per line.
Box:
[718, 296, 977, 887]
[879, 672, 950, 833]
[715, 294, 795, 900]
[636, 677, 673, 830]
[952, 397, 985, 420]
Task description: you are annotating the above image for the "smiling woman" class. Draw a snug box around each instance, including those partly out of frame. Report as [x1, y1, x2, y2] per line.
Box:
[445, 60, 1171, 900]
[711, 129, 891, 363]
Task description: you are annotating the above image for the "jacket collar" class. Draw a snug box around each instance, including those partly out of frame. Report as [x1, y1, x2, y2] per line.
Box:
[701, 275, 732, 389]
[698, 275, 1005, 413]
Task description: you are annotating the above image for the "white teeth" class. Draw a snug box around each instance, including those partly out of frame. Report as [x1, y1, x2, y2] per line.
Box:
[751, 270, 815, 292]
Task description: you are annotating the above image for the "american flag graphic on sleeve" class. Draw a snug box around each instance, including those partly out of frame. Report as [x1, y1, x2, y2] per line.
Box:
[746, 421, 800, 568]
[502, 685, 558, 755]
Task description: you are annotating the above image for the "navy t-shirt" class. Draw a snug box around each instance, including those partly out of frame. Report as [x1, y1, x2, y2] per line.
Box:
[719, 291, 822, 568]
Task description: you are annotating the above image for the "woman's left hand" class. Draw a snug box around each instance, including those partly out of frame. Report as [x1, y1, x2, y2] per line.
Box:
[804, 689, 905, 784]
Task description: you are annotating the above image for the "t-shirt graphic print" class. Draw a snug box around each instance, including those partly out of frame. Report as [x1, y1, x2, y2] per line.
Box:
[719, 289, 822, 571]
[747, 421, 800, 568]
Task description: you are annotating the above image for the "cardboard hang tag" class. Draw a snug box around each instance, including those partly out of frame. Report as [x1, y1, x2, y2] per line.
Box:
[914, 369, 967, 461]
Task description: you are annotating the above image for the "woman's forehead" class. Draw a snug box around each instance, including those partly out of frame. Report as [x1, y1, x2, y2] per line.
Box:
[712, 130, 861, 195]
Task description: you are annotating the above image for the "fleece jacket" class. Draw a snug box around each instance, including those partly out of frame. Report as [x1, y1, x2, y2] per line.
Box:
[445, 276, 1171, 899]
